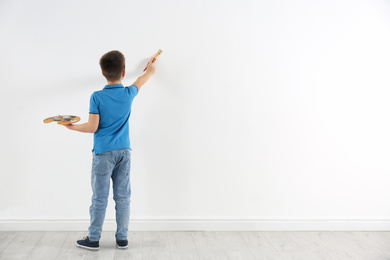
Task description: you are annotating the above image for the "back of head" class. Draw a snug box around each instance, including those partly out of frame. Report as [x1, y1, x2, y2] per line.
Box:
[100, 50, 125, 81]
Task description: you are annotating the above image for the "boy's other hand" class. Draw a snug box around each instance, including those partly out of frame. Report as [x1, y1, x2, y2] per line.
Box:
[63, 124, 73, 129]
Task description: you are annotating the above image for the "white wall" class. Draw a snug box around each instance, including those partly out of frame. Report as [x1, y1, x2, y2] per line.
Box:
[1, 0, 390, 231]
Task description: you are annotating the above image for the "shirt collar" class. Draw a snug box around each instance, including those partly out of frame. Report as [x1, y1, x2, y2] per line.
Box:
[104, 84, 124, 89]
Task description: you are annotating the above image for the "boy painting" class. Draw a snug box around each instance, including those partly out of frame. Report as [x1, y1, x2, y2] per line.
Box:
[64, 50, 156, 250]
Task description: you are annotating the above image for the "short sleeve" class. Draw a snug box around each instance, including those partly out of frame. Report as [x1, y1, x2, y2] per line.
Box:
[127, 85, 139, 97]
[89, 92, 99, 114]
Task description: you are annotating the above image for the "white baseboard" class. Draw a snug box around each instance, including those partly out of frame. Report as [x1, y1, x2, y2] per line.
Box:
[1, 218, 390, 231]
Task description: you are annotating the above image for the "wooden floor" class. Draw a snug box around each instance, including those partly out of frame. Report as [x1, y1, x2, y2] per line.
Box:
[0, 231, 389, 260]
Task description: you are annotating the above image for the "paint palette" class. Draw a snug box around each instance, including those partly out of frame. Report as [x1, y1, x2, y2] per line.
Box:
[43, 115, 80, 125]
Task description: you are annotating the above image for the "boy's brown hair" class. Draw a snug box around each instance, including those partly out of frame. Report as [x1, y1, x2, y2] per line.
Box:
[100, 50, 125, 81]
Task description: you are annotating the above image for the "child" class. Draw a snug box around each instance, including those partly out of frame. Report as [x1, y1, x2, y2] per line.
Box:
[64, 50, 156, 250]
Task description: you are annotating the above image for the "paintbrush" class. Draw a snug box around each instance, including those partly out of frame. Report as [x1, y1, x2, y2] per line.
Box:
[143, 49, 162, 71]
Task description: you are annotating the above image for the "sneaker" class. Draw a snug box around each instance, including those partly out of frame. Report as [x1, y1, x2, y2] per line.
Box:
[76, 236, 99, 251]
[116, 238, 128, 249]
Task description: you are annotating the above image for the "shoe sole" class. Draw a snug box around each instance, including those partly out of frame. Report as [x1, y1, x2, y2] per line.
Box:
[117, 245, 128, 249]
[76, 243, 99, 251]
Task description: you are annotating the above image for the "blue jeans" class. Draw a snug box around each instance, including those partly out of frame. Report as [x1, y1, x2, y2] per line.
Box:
[88, 148, 131, 241]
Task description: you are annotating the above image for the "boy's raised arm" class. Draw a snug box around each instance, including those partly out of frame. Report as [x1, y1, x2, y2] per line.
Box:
[132, 57, 156, 91]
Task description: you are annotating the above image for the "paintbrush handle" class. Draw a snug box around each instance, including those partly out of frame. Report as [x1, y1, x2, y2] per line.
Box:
[143, 50, 162, 71]
[143, 57, 156, 72]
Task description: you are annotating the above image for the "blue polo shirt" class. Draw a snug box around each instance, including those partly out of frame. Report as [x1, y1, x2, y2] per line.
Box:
[89, 84, 138, 154]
